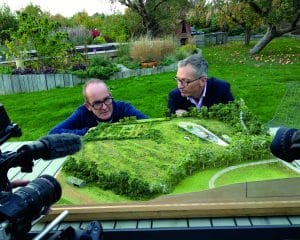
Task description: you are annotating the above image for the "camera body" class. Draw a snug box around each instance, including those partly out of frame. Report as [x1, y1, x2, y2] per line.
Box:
[270, 126, 300, 162]
[0, 104, 61, 239]
[0, 104, 21, 146]
[0, 103, 101, 239]
[0, 175, 62, 239]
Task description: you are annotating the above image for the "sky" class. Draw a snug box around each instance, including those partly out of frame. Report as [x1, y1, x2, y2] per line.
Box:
[0, 0, 126, 17]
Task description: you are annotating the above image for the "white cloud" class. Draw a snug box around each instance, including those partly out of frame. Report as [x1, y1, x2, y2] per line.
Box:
[0, 0, 126, 17]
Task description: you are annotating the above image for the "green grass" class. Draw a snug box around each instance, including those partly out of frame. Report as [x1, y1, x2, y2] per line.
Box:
[171, 168, 222, 194]
[214, 162, 300, 187]
[1, 37, 299, 204]
[171, 162, 300, 197]
[0, 37, 299, 141]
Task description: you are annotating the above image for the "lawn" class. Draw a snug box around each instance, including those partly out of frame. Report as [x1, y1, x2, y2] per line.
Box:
[1, 37, 299, 204]
[0, 37, 299, 141]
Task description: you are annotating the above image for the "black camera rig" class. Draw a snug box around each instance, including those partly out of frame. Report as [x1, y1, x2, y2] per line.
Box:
[0, 103, 102, 240]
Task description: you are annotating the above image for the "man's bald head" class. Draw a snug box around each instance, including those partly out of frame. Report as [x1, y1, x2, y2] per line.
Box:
[83, 79, 109, 102]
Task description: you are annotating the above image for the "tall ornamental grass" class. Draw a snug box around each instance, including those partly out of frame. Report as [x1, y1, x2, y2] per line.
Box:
[129, 37, 177, 63]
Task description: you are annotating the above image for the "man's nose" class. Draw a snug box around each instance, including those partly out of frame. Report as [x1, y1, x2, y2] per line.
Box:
[101, 103, 109, 110]
[178, 81, 185, 89]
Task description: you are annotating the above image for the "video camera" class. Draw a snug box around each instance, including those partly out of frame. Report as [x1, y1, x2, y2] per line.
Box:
[0, 104, 21, 146]
[270, 126, 300, 162]
[0, 104, 102, 240]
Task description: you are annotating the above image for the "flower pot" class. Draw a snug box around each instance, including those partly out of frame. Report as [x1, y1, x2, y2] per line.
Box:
[140, 61, 157, 68]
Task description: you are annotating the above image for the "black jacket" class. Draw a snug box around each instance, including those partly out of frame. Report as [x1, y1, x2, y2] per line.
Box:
[168, 77, 234, 114]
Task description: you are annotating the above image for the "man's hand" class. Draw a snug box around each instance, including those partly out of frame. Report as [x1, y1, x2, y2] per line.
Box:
[10, 179, 30, 188]
[175, 109, 188, 117]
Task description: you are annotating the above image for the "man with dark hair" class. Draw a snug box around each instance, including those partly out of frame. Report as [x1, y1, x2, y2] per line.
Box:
[49, 79, 148, 136]
[168, 54, 234, 116]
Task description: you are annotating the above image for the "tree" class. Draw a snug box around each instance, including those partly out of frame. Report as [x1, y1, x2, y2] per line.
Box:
[214, 0, 262, 45]
[187, 0, 211, 30]
[99, 14, 130, 42]
[0, 4, 18, 44]
[111, 0, 192, 38]
[156, 0, 193, 36]
[5, 4, 74, 71]
[51, 13, 72, 28]
[112, 0, 167, 38]
[71, 11, 95, 29]
[244, 0, 300, 54]
[123, 8, 144, 38]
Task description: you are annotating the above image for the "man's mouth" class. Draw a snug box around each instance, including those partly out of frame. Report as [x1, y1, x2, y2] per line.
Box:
[101, 111, 109, 115]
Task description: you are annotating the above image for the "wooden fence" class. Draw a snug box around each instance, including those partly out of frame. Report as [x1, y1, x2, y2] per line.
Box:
[0, 74, 86, 95]
[110, 63, 177, 80]
[0, 63, 178, 95]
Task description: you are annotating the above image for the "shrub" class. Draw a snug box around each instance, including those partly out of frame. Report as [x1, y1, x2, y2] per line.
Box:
[66, 26, 93, 46]
[72, 55, 119, 79]
[172, 43, 199, 61]
[93, 36, 106, 44]
[180, 44, 198, 55]
[0, 64, 12, 74]
[129, 37, 176, 63]
[159, 54, 177, 66]
[115, 43, 140, 69]
[174, 48, 189, 61]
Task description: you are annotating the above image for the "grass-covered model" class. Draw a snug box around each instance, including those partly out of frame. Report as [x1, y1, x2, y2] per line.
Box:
[63, 100, 271, 199]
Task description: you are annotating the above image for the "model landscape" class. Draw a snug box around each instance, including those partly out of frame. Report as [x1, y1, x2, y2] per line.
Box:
[62, 100, 271, 199]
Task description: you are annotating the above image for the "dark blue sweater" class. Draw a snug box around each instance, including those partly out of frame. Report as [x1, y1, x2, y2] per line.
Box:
[49, 101, 148, 136]
[168, 77, 234, 114]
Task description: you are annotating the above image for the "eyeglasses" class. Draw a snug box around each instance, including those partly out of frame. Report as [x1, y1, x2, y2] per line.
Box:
[89, 96, 113, 110]
[174, 76, 201, 87]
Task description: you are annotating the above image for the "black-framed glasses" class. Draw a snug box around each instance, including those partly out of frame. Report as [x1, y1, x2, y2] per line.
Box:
[174, 76, 201, 87]
[89, 96, 113, 110]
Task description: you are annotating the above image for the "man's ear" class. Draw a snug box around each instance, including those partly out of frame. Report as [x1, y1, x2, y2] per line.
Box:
[200, 77, 207, 86]
[84, 102, 92, 111]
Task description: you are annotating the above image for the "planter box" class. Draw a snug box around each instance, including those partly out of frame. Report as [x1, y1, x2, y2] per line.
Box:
[0, 74, 86, 95]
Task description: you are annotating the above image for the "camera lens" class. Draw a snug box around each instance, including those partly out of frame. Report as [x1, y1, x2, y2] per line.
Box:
[0, 175, 62, 221]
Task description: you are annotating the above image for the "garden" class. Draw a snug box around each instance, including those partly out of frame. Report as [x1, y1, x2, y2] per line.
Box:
[0, 12, 299, 204]
[0, 5, 198, 81]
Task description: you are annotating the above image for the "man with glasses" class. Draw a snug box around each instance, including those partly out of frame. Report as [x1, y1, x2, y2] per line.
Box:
[49, 79, 148, 136]
[168, 54, 234, 116]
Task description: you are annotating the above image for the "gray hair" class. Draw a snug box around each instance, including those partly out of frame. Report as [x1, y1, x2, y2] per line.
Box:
[178, 54, 208, 78]
[82, 78, 108, 102]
